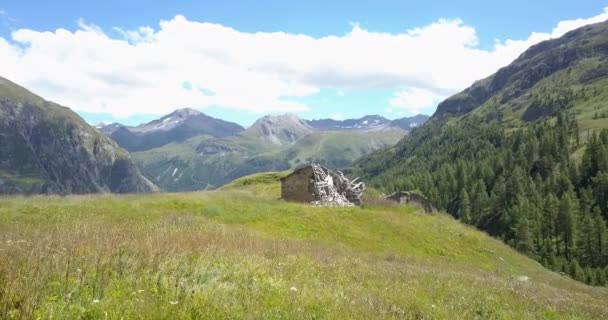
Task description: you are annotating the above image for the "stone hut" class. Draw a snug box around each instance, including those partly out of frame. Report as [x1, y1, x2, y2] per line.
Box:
[385, 191, 435, 213]
[280, 164, 364, 206]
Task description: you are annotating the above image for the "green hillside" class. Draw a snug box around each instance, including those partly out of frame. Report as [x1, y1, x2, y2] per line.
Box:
[0, 174, 606, 319]
[132, 129, 405, 192]
[132, 134, 289, 191]
[278, 129, 406, 168]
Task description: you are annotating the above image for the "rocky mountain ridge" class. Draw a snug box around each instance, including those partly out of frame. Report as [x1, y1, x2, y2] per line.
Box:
[0, 76, 157, 194]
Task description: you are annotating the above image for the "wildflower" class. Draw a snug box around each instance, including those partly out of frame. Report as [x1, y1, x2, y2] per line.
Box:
[170, 301, 179, 305]
[290, 286, 297, 293]
[92, 299, 100, 303]
[138, 289, 144, 293]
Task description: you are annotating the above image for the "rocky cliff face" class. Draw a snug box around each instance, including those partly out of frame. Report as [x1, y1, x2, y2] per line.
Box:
[0, 77, 157, 194]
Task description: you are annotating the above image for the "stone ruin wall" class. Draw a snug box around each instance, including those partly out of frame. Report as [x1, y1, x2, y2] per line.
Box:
[281, 166, 316, 203]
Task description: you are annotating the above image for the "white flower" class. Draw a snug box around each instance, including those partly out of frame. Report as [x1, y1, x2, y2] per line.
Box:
[170, 301, 179, 305]
[290, 286, 297, 293]
[138, 289, 144, 293]
[92, 299, 100, 303]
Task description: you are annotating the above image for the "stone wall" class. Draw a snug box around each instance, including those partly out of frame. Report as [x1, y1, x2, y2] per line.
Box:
[385, 191, 435, 213]
[281, 166, 316, 203]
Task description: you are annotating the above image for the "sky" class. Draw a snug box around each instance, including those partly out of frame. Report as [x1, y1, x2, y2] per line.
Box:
[0, 1, 607, 126]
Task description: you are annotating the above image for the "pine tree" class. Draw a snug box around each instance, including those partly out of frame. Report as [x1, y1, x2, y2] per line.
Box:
[558, 192, 578, 260]
[471, 180, 490, 226]
[569, 260, 585, 282]
[514, 211, 535, 255]
[596, 268, 606, 286]
[593, 208, 608, 266]
[542, 194, 559, 254]
[459, 189, 472, 224]
[584, 267, 596, 285]
[577, 209, 595, 266]
[593, 171, 608, 218]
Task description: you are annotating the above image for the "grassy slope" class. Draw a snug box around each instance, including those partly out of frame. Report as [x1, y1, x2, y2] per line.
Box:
[0, 174, 606, 319]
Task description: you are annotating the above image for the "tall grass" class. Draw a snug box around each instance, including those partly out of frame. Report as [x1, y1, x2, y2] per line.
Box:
[0, 180, 607, 319]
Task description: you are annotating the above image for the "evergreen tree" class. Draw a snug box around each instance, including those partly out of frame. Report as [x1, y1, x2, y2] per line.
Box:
[578, 209, 595, 266]
[471, 180, 490, 226]
[514, 209, 535, 255]
[593, 172, 608, 218]
[593, 209, 608, 266]
[558, 192, 578, 260]
[569, 260, 585, 282]
[542, 194, 559, 254]
[459, 189, 472, 224]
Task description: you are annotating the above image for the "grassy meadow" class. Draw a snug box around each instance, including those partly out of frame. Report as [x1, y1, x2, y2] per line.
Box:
[0, 173, 607, 319]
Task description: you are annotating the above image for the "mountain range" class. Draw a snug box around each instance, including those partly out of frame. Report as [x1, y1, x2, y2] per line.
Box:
[98, 110, 427, 191]
[99, 110, 427, 151]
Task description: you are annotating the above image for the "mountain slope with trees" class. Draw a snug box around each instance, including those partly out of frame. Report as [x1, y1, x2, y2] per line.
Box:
[354, 19, 608, 285]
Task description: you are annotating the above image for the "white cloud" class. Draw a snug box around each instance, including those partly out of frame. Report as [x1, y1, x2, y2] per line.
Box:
[390, 87, 446, 115]
[329, 113, 345, 120]
[385, 107, 393, 114]
[0, 8, 606, 118]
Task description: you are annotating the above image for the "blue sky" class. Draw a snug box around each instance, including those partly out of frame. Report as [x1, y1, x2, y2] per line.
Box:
[0, 1, 607, 126]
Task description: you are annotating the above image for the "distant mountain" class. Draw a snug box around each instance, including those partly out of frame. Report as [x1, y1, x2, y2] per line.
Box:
[244, 114, 313, 145]
[0, 76, 157, 194]
[307, 115, 389, 131]
[97, 110, 428, 192]
[100, 108, 245, 152]
[389, 114, 430, 130]
[306, 114, 429, 131]
[96, 122, 124, 135]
